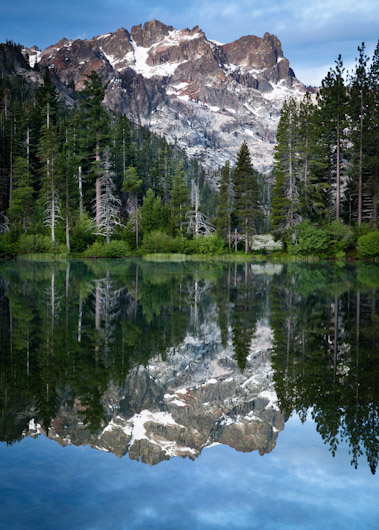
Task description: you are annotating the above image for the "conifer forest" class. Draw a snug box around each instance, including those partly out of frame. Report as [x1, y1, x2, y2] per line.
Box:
[0, 40, 379, 258]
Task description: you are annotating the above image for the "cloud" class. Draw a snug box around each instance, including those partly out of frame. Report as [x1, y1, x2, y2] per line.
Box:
[1, 0, 378, 85]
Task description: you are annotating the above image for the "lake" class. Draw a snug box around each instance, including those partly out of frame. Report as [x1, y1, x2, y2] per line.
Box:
[0, 259, 378, 529]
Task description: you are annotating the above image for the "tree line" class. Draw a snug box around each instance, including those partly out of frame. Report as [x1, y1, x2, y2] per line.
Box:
[271, 42, 379, 257]
[1, 39, 378, 257]
[0, 43, 223, 256]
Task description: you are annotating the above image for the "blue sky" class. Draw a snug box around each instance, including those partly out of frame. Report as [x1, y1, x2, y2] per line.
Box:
[1, 0, 378, 85]
[1, 414, 379, 529]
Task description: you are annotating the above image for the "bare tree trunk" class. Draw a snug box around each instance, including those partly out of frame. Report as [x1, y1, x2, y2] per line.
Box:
[358, 88, 363, 226]
[245, 218, 249, 253]
[51, 165, 55, 243]
[228, 215, 231, 250]
[9, 117, 13, 205]
[336, 117, 340, 221]
[333, 295, 338, 384]
[122, 128, 126, 176]
[288, 126, 293, 225]
[77, 294, 82, 342]
[95, 133, 101, 226]
[95, 286, 101, 331]
[135, 195, 139, 247]
[78, 166, 83, 216]
[66, 177, 70, 251]
[51, 270, 55, 325]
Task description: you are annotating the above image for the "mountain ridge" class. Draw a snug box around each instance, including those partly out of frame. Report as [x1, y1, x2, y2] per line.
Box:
[22, 19, 308, 172]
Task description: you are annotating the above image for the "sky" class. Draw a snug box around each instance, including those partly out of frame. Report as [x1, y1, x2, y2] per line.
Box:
[1, 415, 379, 529]
[1, 0, 378, 85]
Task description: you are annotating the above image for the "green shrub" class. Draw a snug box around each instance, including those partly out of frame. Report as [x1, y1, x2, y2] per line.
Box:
[352, 222, 376, 243]
[16, 234, 67, 255]
[357, 230, 379, 258]
[287, 222, 330, 257]
[329, 220, 353, 255]
[142, 231, 177, 253]
[83, 240, 130, 258]
[70, 214, 96, 252]
[286, 221, 354, 258]
[0, 234, 17, 257]
[184, 234, 226, 254]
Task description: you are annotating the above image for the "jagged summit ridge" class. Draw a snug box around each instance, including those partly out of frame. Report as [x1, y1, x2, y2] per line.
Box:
[23, 20, 307, 172]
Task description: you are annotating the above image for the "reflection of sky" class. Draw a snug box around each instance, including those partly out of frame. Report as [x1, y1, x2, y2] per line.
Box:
[1, 415, 378, 530]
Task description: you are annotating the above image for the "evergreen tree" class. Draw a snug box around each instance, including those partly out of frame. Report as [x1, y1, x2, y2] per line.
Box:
[123, 167, 143, 247]
[215, 161, 232, 247]
[171, 162, 189, 234]
[80, 71, 109, 226]
[38, 103, 62, 243]
[317, 56, 348, 221]
[7, 156, 33, 229]
[345, 44, 371, 225]
[367, 40, 379, 225]
[140, 188, 165, 235]
[233, 142, 259, 252]
[272, 99, 301, 237]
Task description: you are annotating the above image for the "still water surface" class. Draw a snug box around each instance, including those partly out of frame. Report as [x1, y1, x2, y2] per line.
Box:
[0, 259, 378, 529]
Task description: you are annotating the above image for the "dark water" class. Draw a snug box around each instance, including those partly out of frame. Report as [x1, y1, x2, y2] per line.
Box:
[0, 259, 378, 529]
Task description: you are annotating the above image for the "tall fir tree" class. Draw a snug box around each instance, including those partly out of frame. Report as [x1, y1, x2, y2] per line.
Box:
[233, 142, 259, 252]
[317, 55, 348, 221]
[7, 156, 33, 229]
[80, 71, 109, 226]
[123, 166, 143, 247]
[367, 40, 379, 225]
[345, 44, 370, 225]
[215, 161, 232, 248]
[272, 99, 301, 237]
[38, 103, 62, 243]
[171, 162, 189, 235]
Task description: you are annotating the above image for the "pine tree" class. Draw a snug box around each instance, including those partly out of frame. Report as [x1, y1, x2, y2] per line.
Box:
[215, 161, 232, 247]
[317, 56, 348, 221]
[272, 99, 301, 237]
[233, 142, 259, 252]
[7, 156, 33, 229]
[113, 115, 135, 194]
[367, 40, 379, 225]
[80, 71, 109, 226]
[140, 188, 165, 235]
[38, 103, 62, 243]
[123, 166, 143, 247]
[171, 162, 189, 234]
[345, 44, 371, 225]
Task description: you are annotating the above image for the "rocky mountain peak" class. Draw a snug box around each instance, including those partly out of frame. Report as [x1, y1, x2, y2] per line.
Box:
[22, 20, 308, 173]
[222, 32, 285, 70]
[131, 19, 174, 47]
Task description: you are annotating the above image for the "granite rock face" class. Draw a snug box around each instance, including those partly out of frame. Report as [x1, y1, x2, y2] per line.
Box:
[23, 19, 307, 172]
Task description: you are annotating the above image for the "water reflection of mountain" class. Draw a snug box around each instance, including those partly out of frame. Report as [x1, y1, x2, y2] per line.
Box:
[24, 324, 283, 465]
[0, 260, 378, 471]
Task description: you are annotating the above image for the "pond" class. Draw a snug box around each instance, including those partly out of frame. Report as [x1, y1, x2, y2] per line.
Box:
[0, 259, 378, 529]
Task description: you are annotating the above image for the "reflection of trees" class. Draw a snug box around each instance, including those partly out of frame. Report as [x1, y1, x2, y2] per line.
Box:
[0, 260, 220, 440]
[271, 263, 379, 473]
[231, 264, 265, 372]
[1, 259, 378, 474]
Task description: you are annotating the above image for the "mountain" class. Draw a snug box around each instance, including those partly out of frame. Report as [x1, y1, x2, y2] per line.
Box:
[22, 309, 284, 465]
[22, 20, 307, 173]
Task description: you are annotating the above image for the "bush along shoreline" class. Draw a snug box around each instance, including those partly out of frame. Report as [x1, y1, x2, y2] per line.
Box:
[1, 224, 378, 260]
